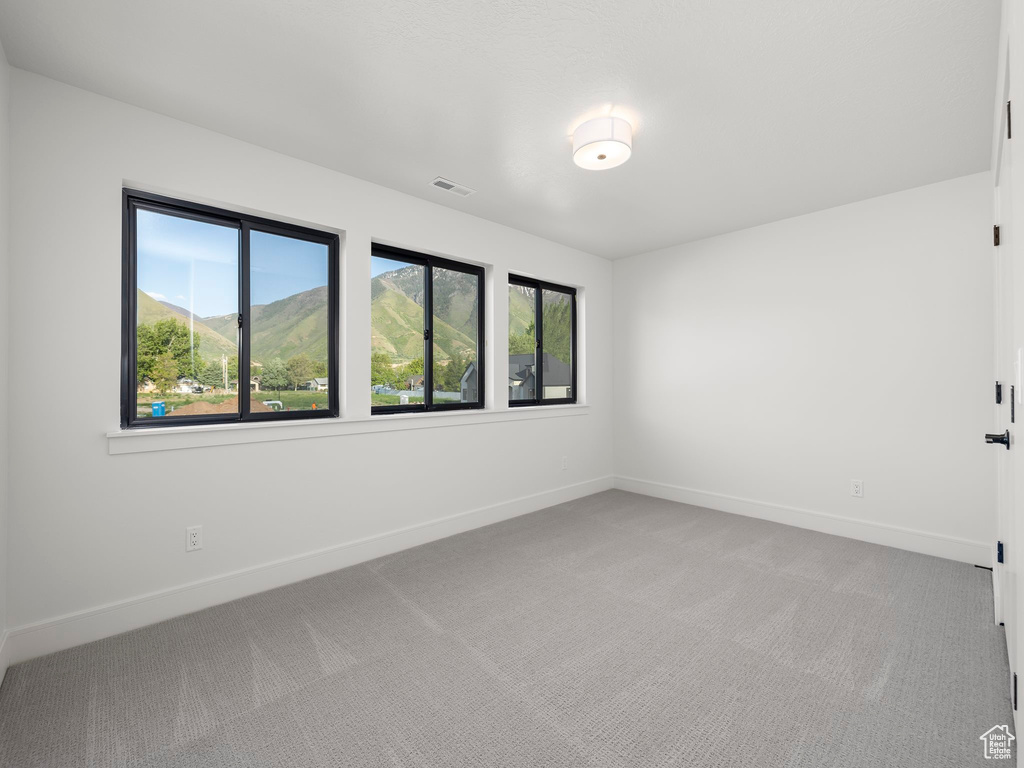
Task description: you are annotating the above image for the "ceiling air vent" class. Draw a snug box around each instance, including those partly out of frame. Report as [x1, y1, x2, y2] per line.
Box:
[430, 177, 476, 197]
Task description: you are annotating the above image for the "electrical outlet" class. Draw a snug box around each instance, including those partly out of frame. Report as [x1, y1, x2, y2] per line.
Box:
[850, 480, 864, 498]
[561, 456, 568, 471]
[186, 525, 203, 552]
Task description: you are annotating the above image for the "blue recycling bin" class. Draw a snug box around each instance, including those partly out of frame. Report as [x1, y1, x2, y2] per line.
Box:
[151, 401, 166, 417]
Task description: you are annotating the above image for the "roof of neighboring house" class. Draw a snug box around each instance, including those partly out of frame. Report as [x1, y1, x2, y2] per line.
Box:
[306, 377, 330, 386]
[506, 353, 570, 387]
[539, 353, 571, 387]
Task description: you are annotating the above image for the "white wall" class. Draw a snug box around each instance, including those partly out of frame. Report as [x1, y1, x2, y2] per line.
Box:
[614, 173, 995, 564]
[4, 71, 614, 662]
[0, 42, 10, 677]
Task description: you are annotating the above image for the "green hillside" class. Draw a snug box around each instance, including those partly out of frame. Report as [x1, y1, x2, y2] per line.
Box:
[199, 287, 330, 366]
[249, 286, 329, 365]
[508, 284, 535, 335]
[371, 266, 479, 364]
[370, 287, 477, 363]
[137, 290, 237, 361]
[198, 311, 238, 342]
[371, 289, 426, 360]
[139, 265, 481, 375]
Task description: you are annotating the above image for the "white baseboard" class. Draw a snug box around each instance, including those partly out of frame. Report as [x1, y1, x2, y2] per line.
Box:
[4, 476, 614, 666]
[614, 476, 991, 566]
[0, 630, 10, 687]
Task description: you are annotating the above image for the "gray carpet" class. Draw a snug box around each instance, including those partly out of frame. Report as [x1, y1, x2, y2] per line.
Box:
[0, 489, 1014, 767]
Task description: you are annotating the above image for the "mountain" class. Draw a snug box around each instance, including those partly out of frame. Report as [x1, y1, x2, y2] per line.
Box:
[137, 290, 238, 361]
[250, 285, 329, 364]
[371, 266, 479, 363]
[159, 300, 200, 321]
[508, 284, 535, 335]
[139, 264, 481, 371]
[203, 286, 330, 366]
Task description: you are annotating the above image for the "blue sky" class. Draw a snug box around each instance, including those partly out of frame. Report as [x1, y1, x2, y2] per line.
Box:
[138, 209, 328, 317]
[371, 255, 414, 278]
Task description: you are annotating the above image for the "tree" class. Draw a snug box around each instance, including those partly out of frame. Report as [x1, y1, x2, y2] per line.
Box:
[262, 358, 289, 397]
[371, 352, 399, 389]
[199, 358, 223, 389]
[435, 351, 466, 392]
[311, 360, 328, 378]
[400, 357, 424, 383]
[137, 319, 203, 384]
[509, 320, 535, 355]
[152, 352, 179, 394]
[542, 299, 572, 364]
[286, 354, 315, 390]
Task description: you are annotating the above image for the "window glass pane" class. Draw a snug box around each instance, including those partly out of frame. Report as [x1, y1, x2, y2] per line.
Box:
[371, 256, 425, 406]
[248, 231, 330, 413]
[432, 267, 480, 404]
[509, 283, 537, 401]
[135, 209, 239, 420]
[541, 288, 573, 400]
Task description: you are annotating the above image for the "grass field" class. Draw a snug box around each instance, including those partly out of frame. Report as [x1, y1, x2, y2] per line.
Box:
[252, 391, 330, 410]
[138, 389, 330, 416]
[371, 393, 424, 405]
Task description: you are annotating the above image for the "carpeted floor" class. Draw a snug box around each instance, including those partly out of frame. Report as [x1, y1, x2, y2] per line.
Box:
[0, 490, 1014, 767]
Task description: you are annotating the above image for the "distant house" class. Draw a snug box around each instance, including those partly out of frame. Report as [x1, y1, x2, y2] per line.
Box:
[507, 353, 571, 400]
[250, 376, 261, 392]
[405, 374, 425, 390]
[460, 362, 479, 402]
[305, 377, 330, 391]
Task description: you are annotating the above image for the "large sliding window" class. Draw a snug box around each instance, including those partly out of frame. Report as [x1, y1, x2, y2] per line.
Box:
[508, 276, 577, 406]
[370, 244, 484, 414]
[121, 190, 339, 428]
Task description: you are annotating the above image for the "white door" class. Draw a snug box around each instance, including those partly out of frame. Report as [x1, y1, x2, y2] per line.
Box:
[994, 58, 1018, 726]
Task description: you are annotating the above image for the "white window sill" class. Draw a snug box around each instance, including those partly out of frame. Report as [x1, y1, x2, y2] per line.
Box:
[106, 404, 590, 455]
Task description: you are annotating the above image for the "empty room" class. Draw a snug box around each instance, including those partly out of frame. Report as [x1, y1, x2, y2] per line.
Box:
[0, 0, 1019, 765]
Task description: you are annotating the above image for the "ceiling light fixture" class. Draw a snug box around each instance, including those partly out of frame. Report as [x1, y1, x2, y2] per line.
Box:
[572, 116, 632, 170]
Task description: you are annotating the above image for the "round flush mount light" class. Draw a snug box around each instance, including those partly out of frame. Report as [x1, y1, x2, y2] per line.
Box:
[572, 116, 632, 170]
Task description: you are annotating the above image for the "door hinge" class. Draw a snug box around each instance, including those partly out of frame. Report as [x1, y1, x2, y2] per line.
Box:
[1009, 100, 1013, 140]
[997, 381, 1003, 404]
[995, 225, 1001, 246]
[1013, 386, 1016, 423]
[1015, 673, 1018, 710]
[998, 540, 1005, 564]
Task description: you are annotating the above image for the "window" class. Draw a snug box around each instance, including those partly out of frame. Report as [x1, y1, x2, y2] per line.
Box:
[121, 190, 339, 428]
[370, 244, 484, 413]
[508, 276, 577, 406]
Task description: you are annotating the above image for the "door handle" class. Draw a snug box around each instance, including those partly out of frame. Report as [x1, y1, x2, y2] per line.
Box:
[986, 430, 1011, 450]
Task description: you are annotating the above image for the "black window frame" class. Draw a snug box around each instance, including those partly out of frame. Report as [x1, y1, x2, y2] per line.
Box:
[508, 275, 578, 407]
[121, 189, 340, 429]
[371, 243, 485, 415]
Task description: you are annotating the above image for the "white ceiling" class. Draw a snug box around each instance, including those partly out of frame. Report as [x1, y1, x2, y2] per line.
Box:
[0, 0, 1000, 259]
